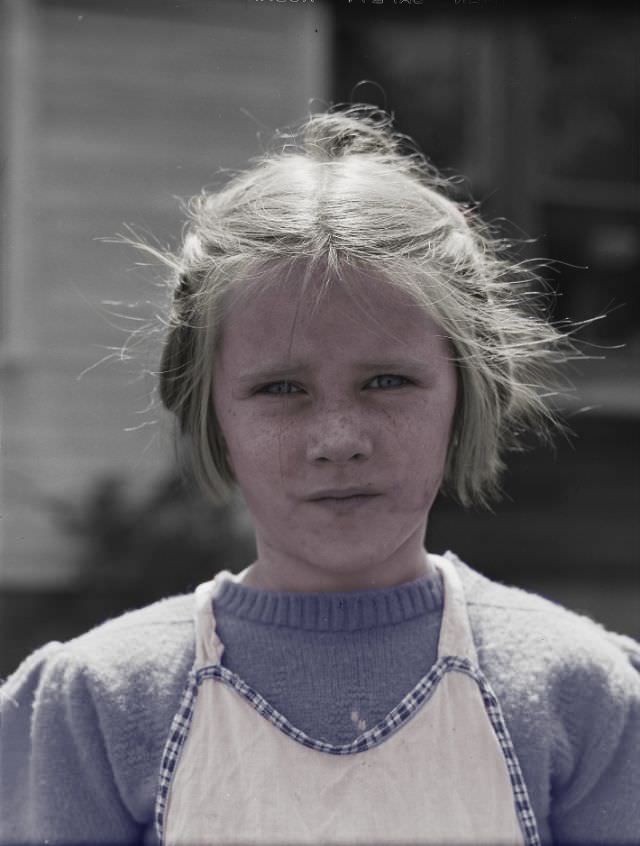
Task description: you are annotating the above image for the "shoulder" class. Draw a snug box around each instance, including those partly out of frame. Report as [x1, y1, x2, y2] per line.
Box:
[1, 592, 197, 828]
[447, 551, 639, 700]
[67, 591, 195, 693]
[3, 591, 192, 684]
[1, 591, 195, 754]
[447, 552, 640, 804]
[450, 552, 637, 669]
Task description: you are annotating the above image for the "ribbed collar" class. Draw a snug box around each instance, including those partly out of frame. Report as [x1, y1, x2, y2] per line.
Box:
[213, 571, 443, 632]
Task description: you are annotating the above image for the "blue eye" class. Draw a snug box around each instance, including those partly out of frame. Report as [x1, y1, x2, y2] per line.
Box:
[369, 374, 410, 389]
[258, 380, 302, 396]
[256, 375, 411, 395]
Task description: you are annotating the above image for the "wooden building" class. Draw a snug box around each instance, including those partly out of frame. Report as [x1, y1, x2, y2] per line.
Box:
[1, 0, 637, 673]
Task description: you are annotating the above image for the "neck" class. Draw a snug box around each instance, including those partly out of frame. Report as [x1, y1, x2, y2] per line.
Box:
[240, 529, 434, 593]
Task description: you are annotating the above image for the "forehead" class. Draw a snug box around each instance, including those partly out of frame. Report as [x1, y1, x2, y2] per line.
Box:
[217, 267, 448, 370]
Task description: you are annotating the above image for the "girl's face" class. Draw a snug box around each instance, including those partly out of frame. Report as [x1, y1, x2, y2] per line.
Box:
[212, 269, 458, 592]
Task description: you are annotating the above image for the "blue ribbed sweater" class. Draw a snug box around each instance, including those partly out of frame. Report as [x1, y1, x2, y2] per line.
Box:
[1, 553, 639, 845]
[214, 566, 444, 745]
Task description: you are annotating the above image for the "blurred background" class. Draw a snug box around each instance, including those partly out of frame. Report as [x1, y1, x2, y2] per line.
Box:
[1, 0, 638, 677]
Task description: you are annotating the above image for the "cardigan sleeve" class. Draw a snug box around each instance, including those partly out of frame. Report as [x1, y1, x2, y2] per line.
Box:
[0, 641, 145, 845]
[548, 636, 640, 845]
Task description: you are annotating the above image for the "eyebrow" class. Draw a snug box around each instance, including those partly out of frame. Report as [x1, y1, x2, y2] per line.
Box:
[235, 358, 434, 385]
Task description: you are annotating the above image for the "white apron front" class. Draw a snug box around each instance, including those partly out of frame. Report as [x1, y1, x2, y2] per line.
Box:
[155, 554, 540, 846]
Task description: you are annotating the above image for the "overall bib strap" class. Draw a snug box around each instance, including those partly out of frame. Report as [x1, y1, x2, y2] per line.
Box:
[431, 553, 478, 662]
[193, 571, 235, 670]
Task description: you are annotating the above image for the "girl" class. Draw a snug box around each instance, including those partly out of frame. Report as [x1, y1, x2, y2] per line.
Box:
[1, 107, 639, 846]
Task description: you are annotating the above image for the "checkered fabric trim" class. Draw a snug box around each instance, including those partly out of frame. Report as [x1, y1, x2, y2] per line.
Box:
[155, 670, 199, 843]
[469, 663, 541, 846]
[155, 657, 540, 846]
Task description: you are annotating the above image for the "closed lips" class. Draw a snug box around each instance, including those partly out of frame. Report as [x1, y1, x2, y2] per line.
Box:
[308, 489, 379, 500]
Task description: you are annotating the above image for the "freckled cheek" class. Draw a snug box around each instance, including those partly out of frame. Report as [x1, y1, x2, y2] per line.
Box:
[224, 417, 301, 485]
[394, 405, 454, 489]
[395, 427, 447, 484]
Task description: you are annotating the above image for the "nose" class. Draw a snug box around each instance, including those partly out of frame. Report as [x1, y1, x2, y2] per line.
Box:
[305, 410, 373, 465]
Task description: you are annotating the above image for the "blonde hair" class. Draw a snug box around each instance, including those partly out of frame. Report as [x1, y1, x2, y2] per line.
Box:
[138, 106, 579, 508]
